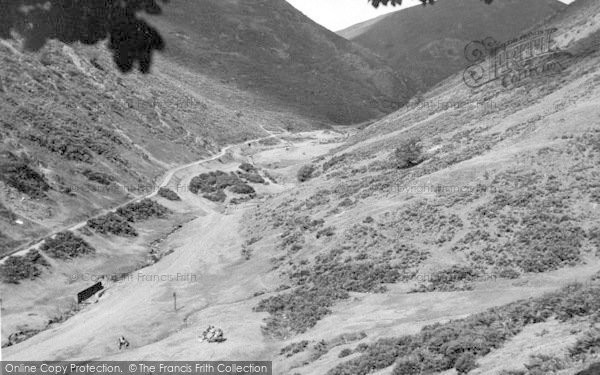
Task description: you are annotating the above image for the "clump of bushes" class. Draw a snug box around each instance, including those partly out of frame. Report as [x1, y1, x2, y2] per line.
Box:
[239, 163, 257, 173]
[280, 340, 309, 357]
[0, 162, 50, 198]
[255, 256, 422, 338]
[521, 354, 567, 374]
[0, 202, 17, 222]
[338, 348, 353, 358]
[410, 265, 481, 293]
[40, 231, 95, 259]
[158, 187, 181, 201]
[189, 171, 239, 194]
[512, 219, 584, 273]
[392, 137, 423, 169]
[297, 164, 316, 182]
[88, 199, 169, 236]
[462, 210, 586, 274]
[328, 283, 600, 375]
[189, 170, 256, 202]
[569, 328, 600, 358]
[230, 183, 256, 195]
[230, 196, 252, 205]
[203, 190, 227, 203]
[239, 173, 265, 184]
[323, 154, 348, 172]
[87, 212, 137, 236]
[116, 199, 169, 222]
[316, 226, 336, 239]
[82, 169, 114, 185]
[0, 250, 49, 283]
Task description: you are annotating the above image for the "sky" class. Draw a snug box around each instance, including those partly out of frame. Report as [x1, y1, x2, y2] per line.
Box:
[286, 0, 576, 32]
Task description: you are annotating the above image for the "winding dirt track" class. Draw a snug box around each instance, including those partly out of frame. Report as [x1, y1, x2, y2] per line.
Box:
[1, 130, 281, 262]
[3, 131, 339, 362]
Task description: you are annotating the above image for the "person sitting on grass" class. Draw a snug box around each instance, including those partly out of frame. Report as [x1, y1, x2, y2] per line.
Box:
[118, 336, 130, 350]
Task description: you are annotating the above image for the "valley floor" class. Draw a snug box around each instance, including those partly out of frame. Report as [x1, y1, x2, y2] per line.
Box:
[4, 127, 599, 374]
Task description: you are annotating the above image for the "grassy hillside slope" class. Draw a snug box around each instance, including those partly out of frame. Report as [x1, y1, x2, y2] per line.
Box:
[0, 37, 316, 255]
[338, 0, 566, 91]
[145, 0, 412, 124]
[238, 1, 600, 373]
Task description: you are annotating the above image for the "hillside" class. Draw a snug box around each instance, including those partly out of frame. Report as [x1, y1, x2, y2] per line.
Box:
[0, 36, 319, 256]
[338, 0, 566, 91]
[144, 0, 412, 124]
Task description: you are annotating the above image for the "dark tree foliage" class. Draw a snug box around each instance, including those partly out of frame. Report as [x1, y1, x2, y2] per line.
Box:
[0, 0, 168, 73]
[369, 0, 493, 7]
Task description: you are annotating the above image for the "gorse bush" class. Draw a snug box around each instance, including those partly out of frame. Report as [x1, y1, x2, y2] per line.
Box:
[411, 265, 481, 292]
[297, 164, 316, 182]
[280, 340, 310, 357]
[189, 171, 239, 194]
[327, 283, 600, 375]
[0, 162, 50, 198]
[88, 199, 169, 236]
[40, 231, 95, 259]
[190, 170, 256, 201]
[0, 202, 17, 221]
[569, 328, 600, 358]
[239, 172, 265, 184]
[239, 163, 257, 173]
[255, 256, 423, 338]
[230, 183, 255, 195]
[82, 169, 114, 185]
[88, 212, 137, 236]
[0, 250, 49, 283]
[203, 190, 227, 203]
[392, 137, 423, 169]
[158, 187, 181, 201]
[116, 199, 169, 222]
[455, 352, 478, 374]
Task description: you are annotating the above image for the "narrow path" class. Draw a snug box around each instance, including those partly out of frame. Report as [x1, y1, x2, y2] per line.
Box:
[2, 130, 331, 362]
[1, 130, 282, 262]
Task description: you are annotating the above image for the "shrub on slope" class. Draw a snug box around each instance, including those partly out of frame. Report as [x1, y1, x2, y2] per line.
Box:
[0, 250, 49, 283]
[40, 231, 95, 259]
[328, 283, 600, 375]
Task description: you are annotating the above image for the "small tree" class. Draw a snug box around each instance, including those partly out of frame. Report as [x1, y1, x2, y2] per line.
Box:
[393, 137, 423, 169]
[297, 164, 316, 182]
